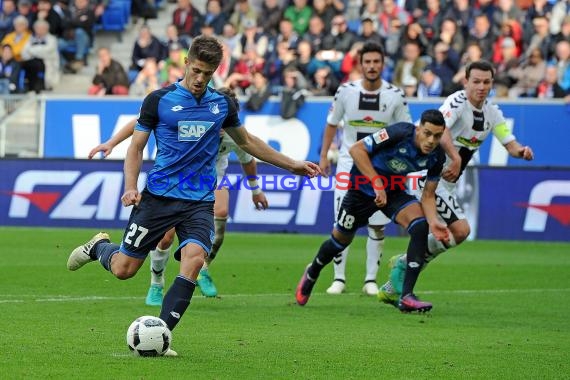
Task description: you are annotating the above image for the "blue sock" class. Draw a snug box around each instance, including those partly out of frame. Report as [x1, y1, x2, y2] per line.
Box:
[307, 235, 348, 280]
[159, 275, 196, 331]
[92, 242, 120, 272]
[402, 218, 429, 297]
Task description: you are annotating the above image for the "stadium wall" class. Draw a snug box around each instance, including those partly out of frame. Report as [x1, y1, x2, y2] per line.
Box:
[41, 97, 569, 167]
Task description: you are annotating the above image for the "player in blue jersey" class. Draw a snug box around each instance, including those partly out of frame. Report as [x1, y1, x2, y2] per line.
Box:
[67, 35, 320, 356]
[87, 87, 269, 303]
[296, 109, 451, 312]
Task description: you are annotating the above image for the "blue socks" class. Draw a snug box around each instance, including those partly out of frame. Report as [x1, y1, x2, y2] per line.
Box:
[402, 218, 429, 297]
[159, 275, 196, 331]
[92, 242, 119, 272]
[308, 235, 349, 280]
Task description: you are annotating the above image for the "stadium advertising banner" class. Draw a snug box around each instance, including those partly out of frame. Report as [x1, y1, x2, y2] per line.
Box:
[477, 167, 570, 242]
[42, 98, 569, 167]
[0, 159, 399, 235]
[1, 159, 568, 241]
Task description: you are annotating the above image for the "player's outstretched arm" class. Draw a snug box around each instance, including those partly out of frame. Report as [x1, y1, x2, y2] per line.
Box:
[504, 140, 534, 161]
[421, 180, 450, 243]
[88, 118, 137, 159]
[319, 124, 338, 177]
[121, 130, 149, 207]
[225, 127, 322, 177]
[241, 159, 269, 210]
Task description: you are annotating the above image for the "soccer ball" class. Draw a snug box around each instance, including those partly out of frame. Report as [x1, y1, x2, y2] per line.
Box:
[126, 316, 172, 357]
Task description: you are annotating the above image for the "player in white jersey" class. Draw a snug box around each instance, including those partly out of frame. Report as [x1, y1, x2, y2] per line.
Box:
[319, 41, 412, 296]
[87, 87, 269, 303]
[378, 60, 535, 306]
[205, 129, 269, 296]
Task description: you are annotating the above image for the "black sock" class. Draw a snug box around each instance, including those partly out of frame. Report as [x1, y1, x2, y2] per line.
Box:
[307, 236, 348, 280]
[159, 275, 196, 331]
[402, 218, 429, 297]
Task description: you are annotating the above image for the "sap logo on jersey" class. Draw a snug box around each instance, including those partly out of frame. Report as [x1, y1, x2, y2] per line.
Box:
[7, 170, 145, 221]
[178, 121, 215, 141]
[521, 180, 570, 232]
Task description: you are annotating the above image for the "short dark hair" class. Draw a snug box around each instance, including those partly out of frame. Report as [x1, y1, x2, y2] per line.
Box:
[218, 86, 239, 111]
[466, 60, 495, 79]
[188, 35, 223, 67]
[420, 109, 445, 128]
[359, 41, 385, 64]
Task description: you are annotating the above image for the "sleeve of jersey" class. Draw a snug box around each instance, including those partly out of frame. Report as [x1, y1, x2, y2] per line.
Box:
[234, 146, 254, 164]
[490, 107, 515, 145]
[426, 149, 445, 181]
[439, 98, 460, 129]
[326, 86, 345, 125]
[393, 90, 412, 123]
[222, 97, 241, 129]
[226, 132, 253, 164]
[136, 92, 160, 132]
[362, 123, 404, 153]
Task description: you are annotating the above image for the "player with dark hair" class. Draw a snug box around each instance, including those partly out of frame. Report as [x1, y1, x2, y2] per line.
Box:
[87, 87, 269, 303]
[68, 35, 321, 355]
[297, 109, 451, 312]
[378, 60, 534, 306]
[318, 40, 413, 296]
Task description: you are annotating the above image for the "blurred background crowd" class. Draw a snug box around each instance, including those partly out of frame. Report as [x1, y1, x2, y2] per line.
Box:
[0, 0, 569, 102]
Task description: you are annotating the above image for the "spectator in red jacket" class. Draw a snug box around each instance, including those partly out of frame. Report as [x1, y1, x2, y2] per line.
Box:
[172, 0, 203, 39]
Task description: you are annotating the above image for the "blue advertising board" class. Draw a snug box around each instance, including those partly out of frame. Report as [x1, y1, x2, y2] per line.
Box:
[0, 159, 399, 235]
[476, 167, 570, 241]
[1, 159, 568, 241]
[43, 98, 570, 167]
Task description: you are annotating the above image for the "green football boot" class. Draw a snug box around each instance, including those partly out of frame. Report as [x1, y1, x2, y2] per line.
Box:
[197, 268, 218, 297]
[388, 254, 407, 295]
[145, 284, 164, 306]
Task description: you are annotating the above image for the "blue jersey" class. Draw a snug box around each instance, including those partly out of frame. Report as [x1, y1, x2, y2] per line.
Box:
[351, 122, 445, 197]
[136, 83, 241, 201]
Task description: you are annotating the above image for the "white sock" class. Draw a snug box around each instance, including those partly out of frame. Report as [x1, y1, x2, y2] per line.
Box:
[211, 217, 227, 260]
[365, 237, 383, 283]
[426, 233, 457, 263]
[149, 246, 170, 286]
[332, 247, 349, 282]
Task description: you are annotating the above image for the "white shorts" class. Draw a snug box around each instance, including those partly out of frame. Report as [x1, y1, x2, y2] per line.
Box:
[334, 159, 391, 226]
[407, 176, 466, 225]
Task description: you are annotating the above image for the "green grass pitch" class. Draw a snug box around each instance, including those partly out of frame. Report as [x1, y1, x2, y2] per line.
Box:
[1, 227, 569, 379]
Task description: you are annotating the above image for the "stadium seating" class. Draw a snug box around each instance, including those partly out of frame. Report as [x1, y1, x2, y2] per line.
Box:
[95, 0, 131, 41]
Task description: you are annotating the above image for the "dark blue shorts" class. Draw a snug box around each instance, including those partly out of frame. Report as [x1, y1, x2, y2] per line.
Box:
[335, 189, 419, 235]
[119, 189, 214, 260]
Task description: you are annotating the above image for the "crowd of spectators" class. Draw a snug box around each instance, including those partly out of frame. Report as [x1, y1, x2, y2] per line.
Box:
[0, 0, 569, 102]
[117, 0, 570, 105]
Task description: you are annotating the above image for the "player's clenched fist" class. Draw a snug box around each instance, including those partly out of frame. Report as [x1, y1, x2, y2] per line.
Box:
[121, 190, 141, 207]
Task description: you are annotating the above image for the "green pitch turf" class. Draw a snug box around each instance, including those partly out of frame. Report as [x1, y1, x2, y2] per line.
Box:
[1, 227, 569, 379]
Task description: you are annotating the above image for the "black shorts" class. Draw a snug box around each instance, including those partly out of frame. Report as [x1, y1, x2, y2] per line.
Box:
[119, 189, 214, 259]
[335, 189, 419, 235]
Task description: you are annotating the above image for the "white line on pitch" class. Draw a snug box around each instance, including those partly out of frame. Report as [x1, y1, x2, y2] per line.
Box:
[1, 288, 569, 304]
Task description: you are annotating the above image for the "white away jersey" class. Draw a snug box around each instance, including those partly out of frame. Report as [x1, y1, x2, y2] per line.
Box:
[215, 131, 253, 181]
[440, 90, 515, 151]
[327, 79, 412, 164]
[218, 132, 252, 164]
